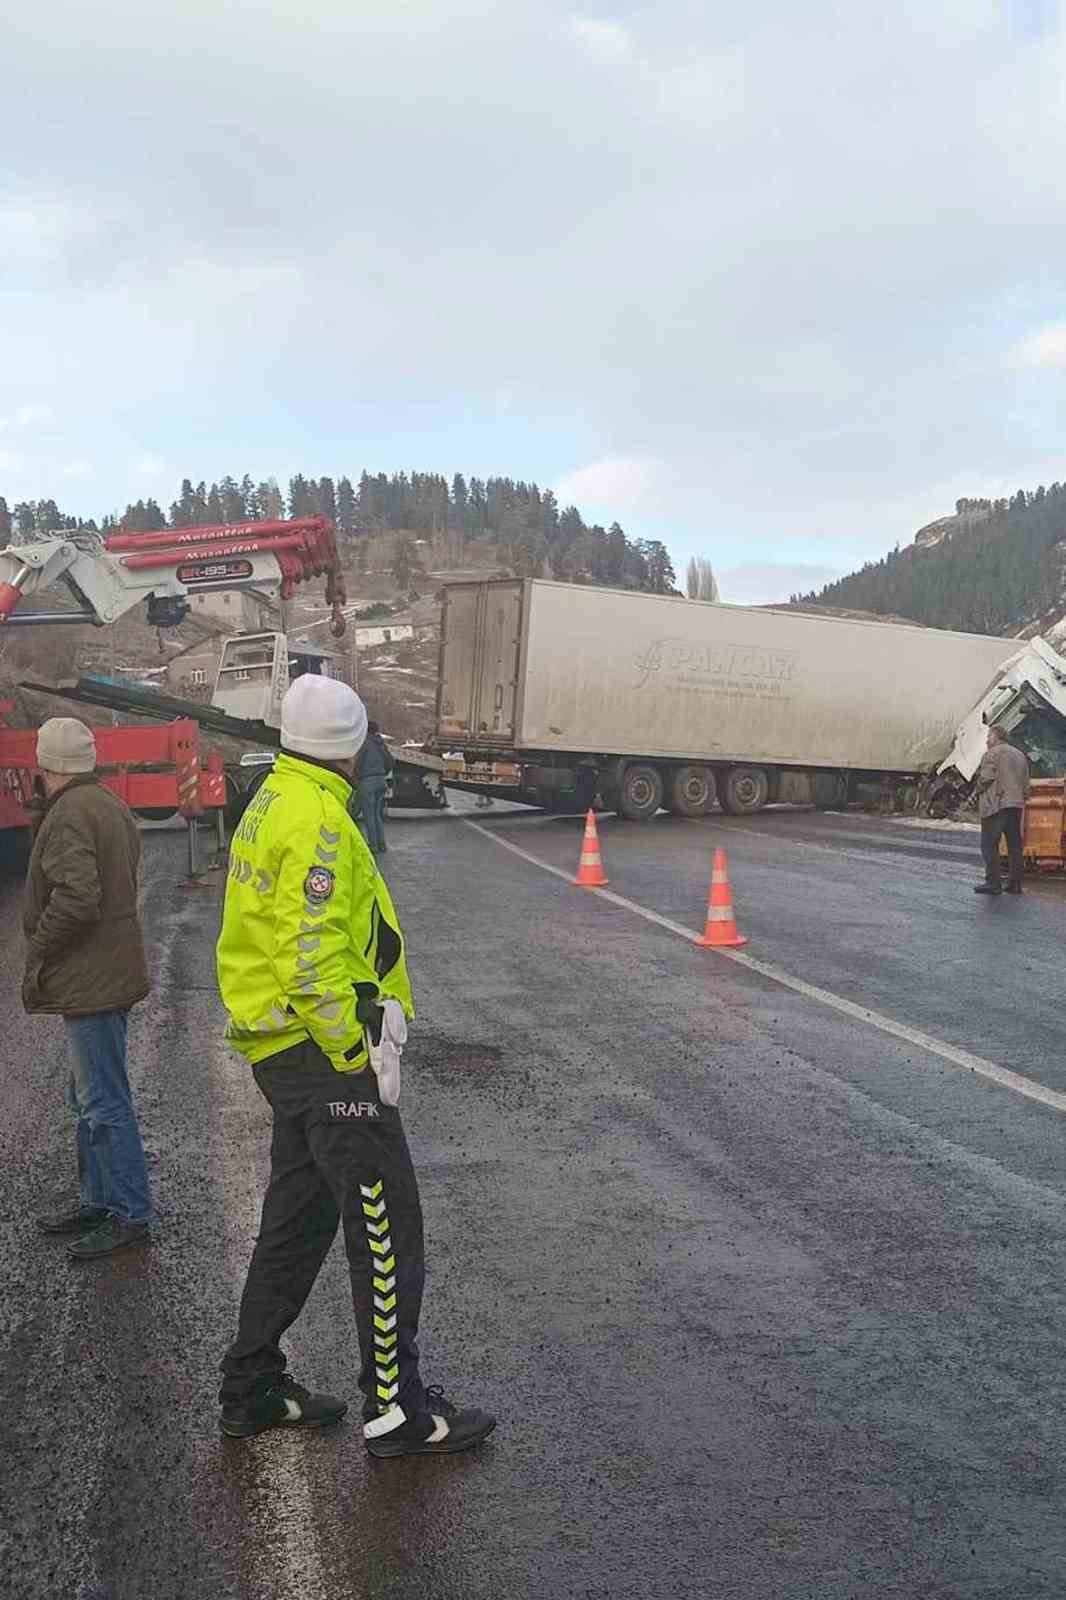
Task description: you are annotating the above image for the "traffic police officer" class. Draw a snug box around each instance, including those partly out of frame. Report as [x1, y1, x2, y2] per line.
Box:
[216, 674, 494, 1457]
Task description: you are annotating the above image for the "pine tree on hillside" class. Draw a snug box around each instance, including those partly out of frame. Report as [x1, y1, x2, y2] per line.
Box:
[357, 470, 380, 527]
[120, 498, 167, 531]
[218, 476, 246, 524]
[255, 479, 285, 521]
[337, 476, 357, 537]
[170, 479, 199, 527]
[317, 477, 337, 525]
[0, 496, 11, 549]
[451, 473, 468, 534]
[36, 500, 66, 534]
[468, 477, 487, 536]
[642, 540, 677, 594]
[603, 522, 626, 585]
[288, 474, 317, 518]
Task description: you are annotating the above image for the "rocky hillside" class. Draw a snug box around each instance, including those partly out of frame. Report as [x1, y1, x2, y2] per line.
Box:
[796, 484, 1066, 638]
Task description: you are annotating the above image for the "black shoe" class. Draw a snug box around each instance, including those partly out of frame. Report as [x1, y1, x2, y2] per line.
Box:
[364, 1386, 496, 1458]
[973, 883, 1002, 895]
[220, 1376, 349, 1439]
[1006, 883, 1023, 895]
[66, 1216, 150, 1259]
[37, 1203, 108, 1235]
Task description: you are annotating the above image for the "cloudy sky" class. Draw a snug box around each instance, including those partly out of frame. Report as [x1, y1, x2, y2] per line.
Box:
[3, 0, 1066, 601]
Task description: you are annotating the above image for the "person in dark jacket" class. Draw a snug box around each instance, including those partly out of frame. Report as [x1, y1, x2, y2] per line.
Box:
[974, 727, 1030, 896]
[22, 718, 153, 1258]
[355, 719, 393, 855]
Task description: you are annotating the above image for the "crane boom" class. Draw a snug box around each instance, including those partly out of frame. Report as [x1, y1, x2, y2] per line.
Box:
[0, 517, 348, 636]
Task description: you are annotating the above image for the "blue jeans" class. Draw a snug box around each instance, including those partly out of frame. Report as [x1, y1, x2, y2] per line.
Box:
[359, 775, 389, 853]
[65, 1011, 153, 1225]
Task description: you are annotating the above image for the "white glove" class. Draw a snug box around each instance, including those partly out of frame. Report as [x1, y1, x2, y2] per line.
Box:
[367, 998, 407, 1107]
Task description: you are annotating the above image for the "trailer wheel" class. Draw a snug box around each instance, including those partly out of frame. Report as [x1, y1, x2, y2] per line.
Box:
[617, 763, 664, 821]
[666, 765, 716, 818]
[224, 773, 247, 826]
[718, 766, 769, 815]
[133, 806, 180, 823]
[227, 765, 272, 826]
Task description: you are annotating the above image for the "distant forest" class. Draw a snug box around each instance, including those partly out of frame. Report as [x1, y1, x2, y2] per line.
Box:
[795, 483, 1066, 634]
[0, 469, 677, 595]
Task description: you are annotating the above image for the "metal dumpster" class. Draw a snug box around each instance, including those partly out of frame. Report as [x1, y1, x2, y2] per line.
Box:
[1003, 779, 1066, 873]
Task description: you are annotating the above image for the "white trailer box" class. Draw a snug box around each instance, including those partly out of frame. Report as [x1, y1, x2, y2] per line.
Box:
[434, 580, 1045, 818]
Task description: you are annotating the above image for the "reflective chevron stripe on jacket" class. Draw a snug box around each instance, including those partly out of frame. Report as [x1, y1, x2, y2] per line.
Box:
[216, 752, 414, 1070]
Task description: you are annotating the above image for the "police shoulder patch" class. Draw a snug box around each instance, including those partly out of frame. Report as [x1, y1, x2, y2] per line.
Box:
[304, 865, 335, 903]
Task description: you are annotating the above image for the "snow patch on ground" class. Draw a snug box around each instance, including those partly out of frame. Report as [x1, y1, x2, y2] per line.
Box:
[892, 815, 978, 833]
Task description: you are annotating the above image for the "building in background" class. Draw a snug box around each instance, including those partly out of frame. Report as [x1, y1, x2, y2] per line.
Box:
[165, 629, 345, 705]
[355, 621, 414, 649]
[190, 589, 279, 632]
[164, 590, 281, 700]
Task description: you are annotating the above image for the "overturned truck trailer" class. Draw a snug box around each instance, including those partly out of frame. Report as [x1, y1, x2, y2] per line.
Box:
[431, 579, 1066, 819]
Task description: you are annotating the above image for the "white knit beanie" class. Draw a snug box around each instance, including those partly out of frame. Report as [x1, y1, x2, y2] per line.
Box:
[36, 717, 97, 775]
[280, 676, 368, 762]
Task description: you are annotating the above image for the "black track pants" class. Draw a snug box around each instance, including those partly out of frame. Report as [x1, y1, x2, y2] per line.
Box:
[220, 1039, 427, 1425]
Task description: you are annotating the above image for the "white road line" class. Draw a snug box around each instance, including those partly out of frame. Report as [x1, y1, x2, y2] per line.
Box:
[465, 820, 1066, 1117]
[812, 823, 976, 854]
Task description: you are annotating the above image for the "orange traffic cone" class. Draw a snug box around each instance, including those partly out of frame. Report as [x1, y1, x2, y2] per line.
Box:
[696, 848, 747, 947]
[573, 809, 609, 887]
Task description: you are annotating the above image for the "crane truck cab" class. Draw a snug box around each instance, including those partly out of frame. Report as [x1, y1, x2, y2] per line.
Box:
[211, 632, 345, 820]
[211, 632, 341, 726]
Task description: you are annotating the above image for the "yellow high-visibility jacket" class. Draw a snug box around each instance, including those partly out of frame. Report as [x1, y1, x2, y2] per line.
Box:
[216, 752, 413, 1072]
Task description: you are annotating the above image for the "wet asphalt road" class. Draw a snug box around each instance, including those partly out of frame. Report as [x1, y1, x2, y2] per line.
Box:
[3, 801, 1066, 1599]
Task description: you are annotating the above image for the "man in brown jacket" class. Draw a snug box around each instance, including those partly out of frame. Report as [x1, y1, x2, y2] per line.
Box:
[974, 726, 1030, 897]
[22, 718, 154, 1258]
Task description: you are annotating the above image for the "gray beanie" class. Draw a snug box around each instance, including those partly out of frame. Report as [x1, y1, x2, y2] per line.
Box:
[36, 717, 97, 775]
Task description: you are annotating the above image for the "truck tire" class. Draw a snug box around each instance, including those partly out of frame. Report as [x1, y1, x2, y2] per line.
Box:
[227, 765, 272, 826]
[225, 772, 247, 826]
[718, 766, 769, 815]
[666, 765, 716, 818]
[617, 763, 664, 822]
[898, 782, 922, 814]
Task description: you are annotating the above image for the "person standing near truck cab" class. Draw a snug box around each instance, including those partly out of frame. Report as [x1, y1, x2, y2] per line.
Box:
[974, 726, 1030, 896]
[216, 675, 494, 1456]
